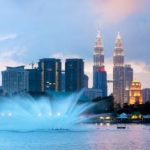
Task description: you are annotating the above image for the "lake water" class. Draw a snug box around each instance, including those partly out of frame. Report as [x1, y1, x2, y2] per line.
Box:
[0, 124, 149, 150]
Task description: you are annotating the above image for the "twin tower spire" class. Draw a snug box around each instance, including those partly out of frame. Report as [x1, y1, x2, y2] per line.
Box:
[93, 31, 124, 97]
[93, 31, 124, 67]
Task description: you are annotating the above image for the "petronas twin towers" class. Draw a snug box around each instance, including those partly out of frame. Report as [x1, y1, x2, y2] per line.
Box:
[113, 33, 126, 107]
[93, 31, 107, 97]
[93, 31, 133, 107]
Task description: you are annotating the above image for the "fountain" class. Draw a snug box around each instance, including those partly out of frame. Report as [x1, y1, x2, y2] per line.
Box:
[0, 91, 93, 131]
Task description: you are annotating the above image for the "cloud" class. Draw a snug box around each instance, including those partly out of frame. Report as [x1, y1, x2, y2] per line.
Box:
[127, 61, 150, 89]
[0, 49, 149, 93]
[52, 52, 80, 60]
[51, 53, 150, 93]
[106, 60, 150, 90]
[91, 0, 146, 23]
[0, 34, 17, 41]
[0, 48, 26, 59]
[85, 58, 150, 94]
[0, 48, 27, 85]
[52, 52, 81, 70]
[128, 61, 150, 74]
[0, 48, 26, 69]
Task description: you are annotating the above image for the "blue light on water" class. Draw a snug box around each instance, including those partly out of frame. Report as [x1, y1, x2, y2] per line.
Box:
[0, 91, 93, 131]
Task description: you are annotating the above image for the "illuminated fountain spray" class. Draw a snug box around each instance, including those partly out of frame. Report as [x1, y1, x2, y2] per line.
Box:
[0, 91, 93, 131]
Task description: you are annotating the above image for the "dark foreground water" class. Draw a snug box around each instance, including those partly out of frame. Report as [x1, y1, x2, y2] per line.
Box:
[0, 124, 149, 150]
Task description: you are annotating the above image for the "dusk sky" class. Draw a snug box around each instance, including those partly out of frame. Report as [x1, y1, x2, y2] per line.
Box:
[0, 0, 150, 93]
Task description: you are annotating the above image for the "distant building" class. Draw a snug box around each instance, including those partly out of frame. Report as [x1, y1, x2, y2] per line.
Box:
[142, 88, 150, 103]
[84, 74, 89, 88]
[2, 66, 29, 95]
[93, 66, 107, 97]
[65, 59, 84, 92]
[84, 88, 103, 101]
[113, 33, 134, 107]
[129, 80, 143, 105]
[93, 31, 107, 97]
[113, 32, 127, 107]
[38, 58, 61, 92]
[124, 65, 133, 103]
[113, 66, 125, 107]
[27, 68, 41, 93]
[0, 86, 4, 96]
[61, 71, 65, 92]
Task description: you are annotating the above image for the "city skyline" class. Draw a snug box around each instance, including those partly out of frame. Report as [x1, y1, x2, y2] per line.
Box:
[0, 1, 150, 150]
[0, 31, 148, 94]
[0, 0, 149, 93]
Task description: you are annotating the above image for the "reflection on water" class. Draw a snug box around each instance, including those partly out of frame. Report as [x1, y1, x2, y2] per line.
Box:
[0, 125, 149, 150]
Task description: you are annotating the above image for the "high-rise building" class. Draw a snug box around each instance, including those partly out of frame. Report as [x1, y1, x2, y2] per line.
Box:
[142, 88, 150, 103]
[124, 65, 133, 89]
[93, 31, 107, 97]
[129, 80, 143, 105]
[93, 66, 107, 97]
[84, 88, 103, 101]
[93, 31, 104, 68]
[65, 59, 84, 92]
[2, 66, 29, 95]
[124, 65, 133, 103]
[113, 32, 125, 107]
[84, 74, 89, 88]
[27, 68, 41, 93]
[38, 58, 61, 92]
[113, 32, 124, 67]
[61, 71, 65, 92]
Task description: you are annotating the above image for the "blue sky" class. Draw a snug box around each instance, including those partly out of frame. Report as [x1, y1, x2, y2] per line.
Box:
[0, 0, 150, 91]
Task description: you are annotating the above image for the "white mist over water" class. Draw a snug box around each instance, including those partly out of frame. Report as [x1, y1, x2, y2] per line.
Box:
[0, 91, 93, 131]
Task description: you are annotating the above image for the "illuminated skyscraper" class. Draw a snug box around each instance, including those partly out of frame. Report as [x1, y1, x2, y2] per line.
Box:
[38, 58, 61, 92]
[124, 65, 133, 103]
[65, 59, 84, 92]
[93, 31, 104, 67]
[93, 31, 107, 97]
[113, 32, 125, 107]
[113, 32, 124, 67]
[129, 80, 143, 105]
[113, 33, 134, 107]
